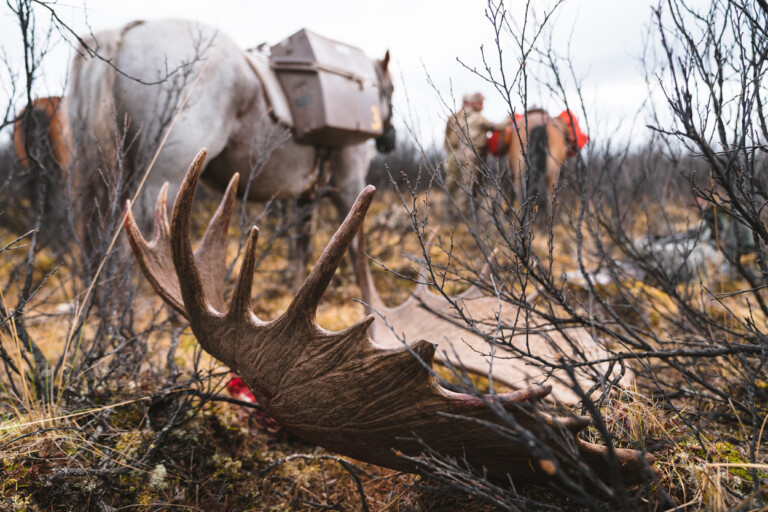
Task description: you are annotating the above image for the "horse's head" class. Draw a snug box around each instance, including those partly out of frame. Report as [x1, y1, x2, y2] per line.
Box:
[374, 51, 396, 153]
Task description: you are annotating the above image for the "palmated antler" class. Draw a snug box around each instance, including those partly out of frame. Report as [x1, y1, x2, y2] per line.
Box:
[125, 149, 653, 485]
[355, 235, 632, 405]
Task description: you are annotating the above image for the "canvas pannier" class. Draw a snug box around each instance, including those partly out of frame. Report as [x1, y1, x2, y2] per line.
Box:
[270, 29, 384, 147]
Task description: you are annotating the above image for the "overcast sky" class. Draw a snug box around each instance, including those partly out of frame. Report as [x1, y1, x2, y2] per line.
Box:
[0, 0, 684, 147]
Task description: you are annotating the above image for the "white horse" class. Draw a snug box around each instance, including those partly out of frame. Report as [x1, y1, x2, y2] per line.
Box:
[65, 19, 394, 277]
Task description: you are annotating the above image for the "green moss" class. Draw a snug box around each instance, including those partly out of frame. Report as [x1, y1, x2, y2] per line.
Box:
[114, 430, 146, 458]
[711, 442, 764, 482]
[4, 494, 38, 512]
[1, 477, 19, 495]
[136, 488, 161, 506]
[681, 440, 766, 485]
[211, 453, 243, 479]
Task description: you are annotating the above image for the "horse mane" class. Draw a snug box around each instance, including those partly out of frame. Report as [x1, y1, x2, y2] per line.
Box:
[522, 108, 551, 128]
[524, 107, 548, 116]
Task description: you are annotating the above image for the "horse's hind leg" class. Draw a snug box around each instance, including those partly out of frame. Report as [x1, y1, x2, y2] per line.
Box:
[507, 131, 526, 205]
[291, 188, 318, 291]
[527, 125, 549, 217]
[544, 123, 568, 213]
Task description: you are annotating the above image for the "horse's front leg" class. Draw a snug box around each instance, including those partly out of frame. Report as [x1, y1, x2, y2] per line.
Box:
[327, 144, 371, 279]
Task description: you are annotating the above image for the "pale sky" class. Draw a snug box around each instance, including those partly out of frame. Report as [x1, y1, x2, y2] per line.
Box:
[0, 0, 678, 147]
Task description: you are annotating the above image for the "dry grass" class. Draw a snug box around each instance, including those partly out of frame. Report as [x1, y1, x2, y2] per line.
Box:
[0, 187, 766, 511]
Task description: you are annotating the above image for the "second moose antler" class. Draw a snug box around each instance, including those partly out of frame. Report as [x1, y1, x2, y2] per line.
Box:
[354, 233, 633, 405]
[125, 149, 653, 485]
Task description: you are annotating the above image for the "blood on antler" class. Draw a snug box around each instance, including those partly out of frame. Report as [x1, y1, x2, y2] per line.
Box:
[125, 149, 653, 485]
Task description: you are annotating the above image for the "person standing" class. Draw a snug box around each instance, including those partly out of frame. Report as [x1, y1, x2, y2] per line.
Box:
[444, 92, 505, 201]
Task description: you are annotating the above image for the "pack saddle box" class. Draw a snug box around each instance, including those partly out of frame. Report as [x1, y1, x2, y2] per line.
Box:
[271, 29, 385, 147]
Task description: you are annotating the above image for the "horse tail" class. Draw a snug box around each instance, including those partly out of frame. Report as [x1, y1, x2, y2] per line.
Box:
[68, 29, 124, 171]
[528, 124, 549, 210]
[67, 29, 129, 259]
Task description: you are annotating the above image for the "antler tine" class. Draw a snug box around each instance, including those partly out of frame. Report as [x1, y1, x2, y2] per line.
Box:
[578, 442, 656, 483]
[124, 152, 239, 317]
[228, 226, 259, 320]
[354, 222, 386, 316]
[153, 182, 171, 244]
[193, 171, 239, 312]
[285, 185, 376, 321]
[169, 149, 218, 323]
[354, 221, 432, 317]
[124, 184, 185, 316]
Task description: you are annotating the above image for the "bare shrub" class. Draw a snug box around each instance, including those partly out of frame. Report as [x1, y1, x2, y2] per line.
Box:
[368, 138, 443, 191]
[366, 0, 767, 509]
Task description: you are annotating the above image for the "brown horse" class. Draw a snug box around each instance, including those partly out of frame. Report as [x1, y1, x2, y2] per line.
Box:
[12, 96, 71, 173]
[502, 109, 588, 212]
[9, 97, 73, 241]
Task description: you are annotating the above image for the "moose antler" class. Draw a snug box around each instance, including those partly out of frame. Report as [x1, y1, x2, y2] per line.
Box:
[354, 234, 632, 405]
[125, 149, 653, 485]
